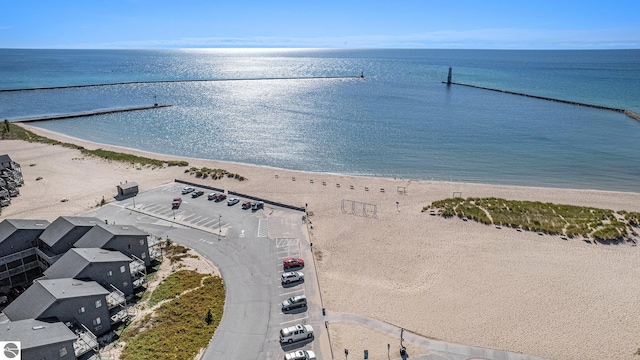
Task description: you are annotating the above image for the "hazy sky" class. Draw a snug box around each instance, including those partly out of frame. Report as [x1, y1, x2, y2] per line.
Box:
[2, 0, 639, 49]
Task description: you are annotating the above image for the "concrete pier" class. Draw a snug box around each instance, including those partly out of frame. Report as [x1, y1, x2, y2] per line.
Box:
[10, 104, 172, 123]
[444, 81, 625, 112]
[0, 75, 364, 93]
[443, 81, 640, 122]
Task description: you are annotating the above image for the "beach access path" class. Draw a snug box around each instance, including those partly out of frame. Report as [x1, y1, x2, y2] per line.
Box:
[326, 311, 548, 360]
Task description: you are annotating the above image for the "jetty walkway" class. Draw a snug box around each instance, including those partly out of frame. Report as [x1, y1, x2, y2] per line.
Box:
[0, 74, 364, 92]
[10, 104, 171, 123]
[444, 81, 640, 122]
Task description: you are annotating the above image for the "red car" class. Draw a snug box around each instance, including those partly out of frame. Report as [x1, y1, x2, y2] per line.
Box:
[172, 197, 182, 208]
[283, 257, 304, 269]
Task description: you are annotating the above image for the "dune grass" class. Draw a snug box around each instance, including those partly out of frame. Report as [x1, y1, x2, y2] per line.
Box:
[119, 273, 224, 360]
[186, 166, 247, 181]
[1, 121, 188, 167]
[147, 269, 208, 307]
[425, 197, 638, 242]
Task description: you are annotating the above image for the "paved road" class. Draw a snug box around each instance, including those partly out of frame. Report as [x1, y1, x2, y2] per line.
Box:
[87, 182, 548, 360]
[84, 182, 327, 360]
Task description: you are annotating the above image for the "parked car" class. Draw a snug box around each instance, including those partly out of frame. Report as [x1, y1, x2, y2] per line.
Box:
[227, 198, 239, 206]
[284, 350, 317, 360]
[242, 201, 252, 209]
[251, 201, 264, 210]
[283, 257, 304, 269]
[181, 186, 195, 194]
[282, 295, 307, 311]
[207, 193, 217, 200]
[279, 324, 314, 344]
[172, 197, 182, 208]
[281, 271, 304, 284]
[214, 193, 227, 202]
[191, 190, 204, 198]
[0, 292, 8, 306]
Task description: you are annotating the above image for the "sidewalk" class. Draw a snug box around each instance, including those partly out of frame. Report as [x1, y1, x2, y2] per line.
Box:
[324, 312, 549, 360]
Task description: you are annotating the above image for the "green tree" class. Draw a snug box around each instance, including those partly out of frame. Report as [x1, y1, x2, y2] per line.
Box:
[205, 308, 214, 325]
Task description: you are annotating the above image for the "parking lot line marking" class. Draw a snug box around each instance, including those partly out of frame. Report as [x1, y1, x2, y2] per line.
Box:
[194, 218, 212, 226]
[279, 290, 303, 296]
[200, 219, 217, 227]
[279, 316, 309, 325]
[257, 218, 268, 237]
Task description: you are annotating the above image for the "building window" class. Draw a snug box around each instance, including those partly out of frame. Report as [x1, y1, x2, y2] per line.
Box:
[107, 270, 113, 277]
[141, 252, 146, 259]
[78, 306, 85, 314]
[93, 317, 101, 326]
[128, 244, 132, 249]
[120, 265, 126, 273]
[59, 346, 68, 357]
[95, 299, 102, 308]
[140, 239, 145, 245]
[123, 281, 128, 287]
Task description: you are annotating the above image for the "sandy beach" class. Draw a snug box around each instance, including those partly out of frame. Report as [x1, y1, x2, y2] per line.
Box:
[3, 124, 640, 359]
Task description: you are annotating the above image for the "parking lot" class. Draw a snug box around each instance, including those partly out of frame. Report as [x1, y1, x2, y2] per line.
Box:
[84, 182, 326, 359]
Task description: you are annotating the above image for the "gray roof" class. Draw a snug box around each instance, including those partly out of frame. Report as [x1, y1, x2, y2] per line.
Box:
[44, 248, 132, 279]
[39, 216, 101, 247]
[3, 278, 109, 321]
[39, 278, 110, 299]
[3, 280, 57, 320]
[1, 319, 76, 349]
[0, 154, 14, 171]
[118, 181, 139, 190]
[0, 219, 49, 243]
[75, 223, 147, 248]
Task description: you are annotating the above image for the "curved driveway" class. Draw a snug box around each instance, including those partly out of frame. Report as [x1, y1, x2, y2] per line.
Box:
[85, 183, 327, 359]
[87, 182, 547, 360]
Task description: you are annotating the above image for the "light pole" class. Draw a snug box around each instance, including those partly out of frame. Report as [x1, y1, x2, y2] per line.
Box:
[218, 214, 221, 240]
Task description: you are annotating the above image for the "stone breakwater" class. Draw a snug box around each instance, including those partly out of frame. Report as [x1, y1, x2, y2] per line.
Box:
[10, 104, 172, 123]
[0, 75, 365, 92]
[444, 81, 640, 122]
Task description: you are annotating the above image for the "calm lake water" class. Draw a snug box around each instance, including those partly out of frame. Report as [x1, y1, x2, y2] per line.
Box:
[1, 49, 639, 192]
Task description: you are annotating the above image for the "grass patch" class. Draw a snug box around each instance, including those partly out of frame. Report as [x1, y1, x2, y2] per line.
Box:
[147, 269, 207, 307]
[164, 242, 199, 264]
[120, 275, 225, 360]
[427, 197, 637, 242]
[186, 166, 246, 181]
[1, 121, 188, 167]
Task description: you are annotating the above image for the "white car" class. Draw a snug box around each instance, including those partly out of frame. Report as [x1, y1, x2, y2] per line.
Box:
[227, 198, 239, 206]
[281, 271, 304, 284]
[284, 350, 317, 360]
[181, 186, 195, 194]
[279, 324, 314, 344]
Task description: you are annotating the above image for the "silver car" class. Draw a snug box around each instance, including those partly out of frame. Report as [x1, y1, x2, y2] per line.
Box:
[282, 295, 307, 311]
